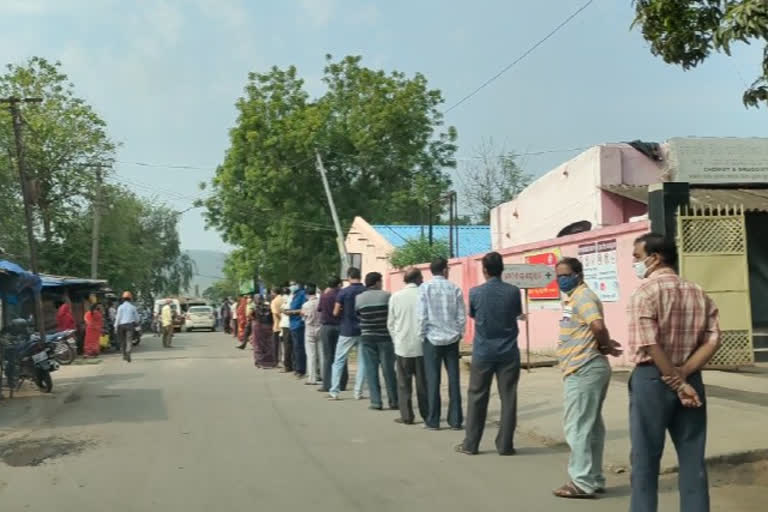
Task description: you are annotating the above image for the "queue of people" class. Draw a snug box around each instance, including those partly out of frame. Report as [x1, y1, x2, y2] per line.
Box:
[237, 233, 721, 511]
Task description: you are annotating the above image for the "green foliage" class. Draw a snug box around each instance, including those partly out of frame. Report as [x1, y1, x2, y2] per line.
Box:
[203, 55, 457, 284]
[461, 139, 533, 224]
[389, 237, 449, 269]
[0, 57, 191, 301]
[632, 0, 768, 107]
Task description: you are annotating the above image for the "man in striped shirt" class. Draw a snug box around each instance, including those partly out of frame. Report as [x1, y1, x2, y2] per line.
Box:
[628, 233, 720, 512]
[355, 272, 398, 411]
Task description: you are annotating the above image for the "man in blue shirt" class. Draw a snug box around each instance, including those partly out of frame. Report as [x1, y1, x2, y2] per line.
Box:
[288, 282, 308, 378]
[115, 290, 140, 363]
[328, 267, 367, 400]
[457, 251, 523, 455]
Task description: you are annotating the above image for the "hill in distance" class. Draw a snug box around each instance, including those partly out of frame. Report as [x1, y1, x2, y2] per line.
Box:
[184, 249, 228, 296]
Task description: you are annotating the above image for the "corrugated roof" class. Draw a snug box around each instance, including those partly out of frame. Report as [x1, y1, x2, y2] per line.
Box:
[41, 275, 107, 288]
[371, 224, 491, 258]
[601, 184, 768, 212]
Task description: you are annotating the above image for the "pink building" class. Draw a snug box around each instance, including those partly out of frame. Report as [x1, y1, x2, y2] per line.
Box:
[491, 143, 663, 250]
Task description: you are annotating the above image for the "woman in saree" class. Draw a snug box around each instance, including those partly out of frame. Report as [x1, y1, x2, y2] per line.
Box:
[236, 296, 247, 346]
[83, 303, 104, 357]
[251, 293, 277, 368]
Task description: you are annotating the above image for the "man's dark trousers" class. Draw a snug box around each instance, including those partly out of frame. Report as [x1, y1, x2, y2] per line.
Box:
[396, 355, 428, 424]
[463, 357, 520, 454]
[320, 325, 346, 391]
[629, 364, 709, 512]
[272, 331, 282, 366]
[423, 340, 462, 429]
[281, 327, 293, 372]
[291, 326, 306, 375]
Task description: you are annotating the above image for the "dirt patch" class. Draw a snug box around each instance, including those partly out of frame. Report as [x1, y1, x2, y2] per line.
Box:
[0, 436, 92, 467]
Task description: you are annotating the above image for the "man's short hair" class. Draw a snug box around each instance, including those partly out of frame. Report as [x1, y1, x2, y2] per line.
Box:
[481, 251, 504, 278]
[430, 257, 448, 275]
[557, 257, 583, 275]
[364, 272, 383, 288]
[404, 268, 423, 285]
[306, 283, 317, 295]
[347, 267, 361, 280]
[327, 276, 341, 288]
[636, 233, 678, 267]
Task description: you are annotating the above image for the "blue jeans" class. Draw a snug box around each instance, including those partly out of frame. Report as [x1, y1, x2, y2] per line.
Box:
[629, 365, 709, 512]
[563, 356, 611, 493]
[291, 327, 306, 375]
[329, 335, 366, 397]
[423, 340, 462, 429]
[361, 337, 398, 409]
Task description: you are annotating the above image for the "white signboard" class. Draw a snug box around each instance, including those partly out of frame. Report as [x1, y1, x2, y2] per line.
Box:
[668, 137, 768, 184]
[502, 264, 554, 289]
[577, 239, 620, 302]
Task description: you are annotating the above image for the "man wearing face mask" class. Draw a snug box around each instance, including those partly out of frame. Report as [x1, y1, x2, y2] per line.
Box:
[552, 257, 622, 499]
[628, 233, 721, 512]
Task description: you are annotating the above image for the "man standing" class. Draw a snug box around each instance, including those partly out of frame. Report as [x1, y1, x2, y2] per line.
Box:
[356, 272, 397, 411]
[419, 257, 465, 430]
[628, 233, 720, 512]
[280, 286, 294, 373]
[328, 267, 367, 401]
[270, 287, 283, 366]
[388, 268, 428, 425]
[318, 277, 346, 393]
[221, 298, 232, 334]
[302, 284, 323, 385]
[456, 252, 522, 455]
[288, 283, 307, 378]
[551, 257, 622, 497]
[115, 291, 139, 363]
[161, 299, 174, 348]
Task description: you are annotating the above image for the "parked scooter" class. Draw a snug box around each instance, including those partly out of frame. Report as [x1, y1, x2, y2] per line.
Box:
[37, 329, 77, 365]
[1, 319, 60, 394]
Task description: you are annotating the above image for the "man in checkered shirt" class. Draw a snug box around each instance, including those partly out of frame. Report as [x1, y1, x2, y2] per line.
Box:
[628, 233, 721, 512]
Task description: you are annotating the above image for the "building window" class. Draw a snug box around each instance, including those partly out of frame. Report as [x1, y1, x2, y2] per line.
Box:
[348, 253, 362, 273]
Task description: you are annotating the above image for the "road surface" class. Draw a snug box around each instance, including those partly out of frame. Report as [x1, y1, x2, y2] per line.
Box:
[0, 332, 760, 511]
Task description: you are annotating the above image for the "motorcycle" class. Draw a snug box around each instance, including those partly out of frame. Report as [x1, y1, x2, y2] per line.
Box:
[39, 329, 77, 365]
[1, 318, 60, 395]
[131, 323, 142, 346]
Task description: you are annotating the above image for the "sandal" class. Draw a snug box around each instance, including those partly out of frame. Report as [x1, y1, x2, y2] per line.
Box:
[553, 481, 596, 499]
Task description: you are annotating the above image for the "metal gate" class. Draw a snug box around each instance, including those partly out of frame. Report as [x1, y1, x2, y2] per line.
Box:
[677, 205, 754, 367]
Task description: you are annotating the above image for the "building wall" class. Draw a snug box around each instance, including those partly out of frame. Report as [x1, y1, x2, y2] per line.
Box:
[491, 144, 663, 250]
[344, 217, 395, 281]
[387, 220, 650, 367]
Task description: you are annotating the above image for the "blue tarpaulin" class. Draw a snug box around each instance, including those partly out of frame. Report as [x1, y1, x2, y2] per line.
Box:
[40, 275, 105, 289]
[0, 260, 42, 293]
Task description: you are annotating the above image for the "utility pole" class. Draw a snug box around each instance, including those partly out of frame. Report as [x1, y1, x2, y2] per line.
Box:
[85, 163, 109, 279]
[1, 96, 45, 338]
[315, 151, 349, 278]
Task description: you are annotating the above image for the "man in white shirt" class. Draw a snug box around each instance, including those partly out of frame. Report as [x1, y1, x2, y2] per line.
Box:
[301, 284, 323, 385]
[160, 299, 174, 348]
[388, 268, 428, 425]
[419, 257, 466, 430]
[280, 286, 294, 372]
[115, 291, 140, 363]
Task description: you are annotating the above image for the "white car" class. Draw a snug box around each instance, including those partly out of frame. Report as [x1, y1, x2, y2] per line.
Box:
[185, 306, 216, 332]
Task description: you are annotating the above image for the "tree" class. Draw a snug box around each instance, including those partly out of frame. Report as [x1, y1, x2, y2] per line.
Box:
[389, 237, 450, 269]
[632, 0, 768, 107]
[460, 139, 533, 224]
[0, 57, 117, 255]
[203, 55, 457, 284]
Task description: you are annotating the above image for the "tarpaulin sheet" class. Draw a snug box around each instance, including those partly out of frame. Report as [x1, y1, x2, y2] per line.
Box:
[0, 259, 42, 293]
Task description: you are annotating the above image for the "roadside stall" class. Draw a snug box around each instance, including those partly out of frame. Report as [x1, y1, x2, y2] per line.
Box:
[40, 275, 108, 354]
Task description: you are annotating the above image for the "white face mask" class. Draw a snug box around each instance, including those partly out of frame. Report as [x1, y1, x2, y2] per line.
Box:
[633, 261, 647, 280]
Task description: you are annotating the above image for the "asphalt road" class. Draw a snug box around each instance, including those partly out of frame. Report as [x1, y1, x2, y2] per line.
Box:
[0, 332, 760, 511]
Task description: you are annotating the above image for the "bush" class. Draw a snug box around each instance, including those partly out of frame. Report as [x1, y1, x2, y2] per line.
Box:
[389, 237, 449, 269]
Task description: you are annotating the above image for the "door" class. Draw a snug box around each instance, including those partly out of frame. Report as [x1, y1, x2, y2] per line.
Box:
[677, 205, 754, 367]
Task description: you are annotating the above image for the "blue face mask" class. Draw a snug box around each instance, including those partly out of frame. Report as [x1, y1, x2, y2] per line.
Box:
[557, 274, 580, 293]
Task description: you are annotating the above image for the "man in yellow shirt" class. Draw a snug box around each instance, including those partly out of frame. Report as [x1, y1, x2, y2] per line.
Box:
[161, 299, 174, 348]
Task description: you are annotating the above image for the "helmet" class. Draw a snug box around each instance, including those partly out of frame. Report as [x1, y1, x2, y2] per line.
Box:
[122, 291, 133, 300]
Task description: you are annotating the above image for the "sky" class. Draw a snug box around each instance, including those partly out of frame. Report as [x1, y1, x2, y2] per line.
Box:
[1, 0, 766, 252]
